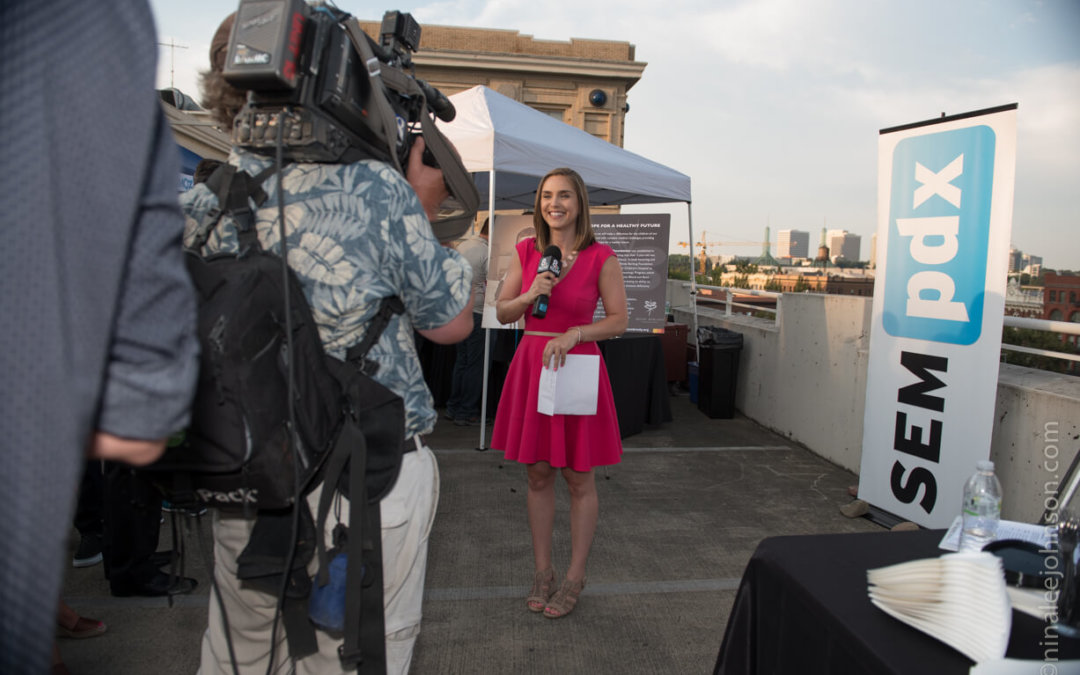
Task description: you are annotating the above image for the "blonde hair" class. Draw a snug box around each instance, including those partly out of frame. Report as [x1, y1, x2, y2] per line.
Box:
[532, 168, 595, 252]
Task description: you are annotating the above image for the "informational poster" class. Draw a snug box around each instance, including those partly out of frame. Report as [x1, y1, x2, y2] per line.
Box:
[858, 104, 1017, 528]
[482, 214, 535, 330]
[480, 213, 671, 334]
[591, 214, 671, 333]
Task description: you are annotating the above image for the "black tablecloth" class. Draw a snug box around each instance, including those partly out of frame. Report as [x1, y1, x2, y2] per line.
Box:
[597, 333, 672, 438]
[417, 329, 511, 414]
[714, 530, 1080, 675]
[421, 330, 671, 438]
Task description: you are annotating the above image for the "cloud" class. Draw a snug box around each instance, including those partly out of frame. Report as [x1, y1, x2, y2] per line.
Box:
[1008, 65, 1080, 173]
[412, 0, 700, 43]
[697, 0, 827, 71]
[829, 62, 1080, 175]
[146, 0, 1080, 268]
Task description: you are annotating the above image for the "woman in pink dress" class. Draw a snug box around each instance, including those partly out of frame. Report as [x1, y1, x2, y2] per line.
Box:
[491, 167, 628, 619]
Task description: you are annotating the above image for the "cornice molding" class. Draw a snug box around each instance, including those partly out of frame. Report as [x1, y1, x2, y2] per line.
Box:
[413, 50, 645, 86]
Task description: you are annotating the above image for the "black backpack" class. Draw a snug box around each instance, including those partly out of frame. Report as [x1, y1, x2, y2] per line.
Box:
[147, 163, 405, 672]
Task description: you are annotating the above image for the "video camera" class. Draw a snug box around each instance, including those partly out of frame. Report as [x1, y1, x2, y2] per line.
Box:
[220, 0, 479, 241]
[223, 0, 453, 168]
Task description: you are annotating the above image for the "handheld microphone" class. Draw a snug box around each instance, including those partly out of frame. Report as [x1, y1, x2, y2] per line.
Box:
[531, 246, 562, 318]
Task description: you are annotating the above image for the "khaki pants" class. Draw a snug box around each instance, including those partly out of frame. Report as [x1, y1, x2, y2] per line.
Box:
[198, 444, 440, 675]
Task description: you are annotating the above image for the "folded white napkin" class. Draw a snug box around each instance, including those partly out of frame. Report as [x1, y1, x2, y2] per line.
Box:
[867, 552, 1011, 663]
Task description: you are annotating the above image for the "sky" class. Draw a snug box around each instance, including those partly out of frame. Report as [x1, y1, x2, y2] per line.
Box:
[149, 0, 1080, 270]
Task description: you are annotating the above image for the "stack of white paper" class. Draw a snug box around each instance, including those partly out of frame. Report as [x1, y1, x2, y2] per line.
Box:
[937, 515, 1053, 552]
[536, 354, 599, 416]
[867, 552, 1011, 663]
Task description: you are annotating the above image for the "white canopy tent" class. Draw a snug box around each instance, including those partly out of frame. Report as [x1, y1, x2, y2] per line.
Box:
[439, 85, 692, 208]
[436, 85, 697, 447]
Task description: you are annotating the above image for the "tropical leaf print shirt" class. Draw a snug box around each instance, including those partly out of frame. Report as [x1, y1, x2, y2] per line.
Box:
[180, 151, 472, 437]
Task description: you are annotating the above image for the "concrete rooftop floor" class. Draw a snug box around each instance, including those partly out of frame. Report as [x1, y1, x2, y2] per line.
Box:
[57, 391, 882, 674]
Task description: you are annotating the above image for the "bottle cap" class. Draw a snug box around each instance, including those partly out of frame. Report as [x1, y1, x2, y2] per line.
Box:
[977, 460, 994, 471]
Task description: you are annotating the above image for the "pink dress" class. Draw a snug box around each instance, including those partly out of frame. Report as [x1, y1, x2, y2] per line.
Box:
[491, 238, 623, 471]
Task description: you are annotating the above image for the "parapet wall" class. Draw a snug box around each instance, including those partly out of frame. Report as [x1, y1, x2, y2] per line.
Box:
[667, 280, 1080, 523]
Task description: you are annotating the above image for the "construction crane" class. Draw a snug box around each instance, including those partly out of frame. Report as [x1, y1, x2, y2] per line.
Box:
[676, 231, 766, 275]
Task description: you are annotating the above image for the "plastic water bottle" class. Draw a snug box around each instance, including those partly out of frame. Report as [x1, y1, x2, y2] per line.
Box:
[959, 460, 1002, 553]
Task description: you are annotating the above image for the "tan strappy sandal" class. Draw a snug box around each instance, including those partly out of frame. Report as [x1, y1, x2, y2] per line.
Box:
[526, 567, 557, 612]
[56, 614, 106, 639]
[543, 577, 585, 619]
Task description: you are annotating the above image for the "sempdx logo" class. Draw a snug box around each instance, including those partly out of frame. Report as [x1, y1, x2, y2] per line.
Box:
[882, 126, 996, 346]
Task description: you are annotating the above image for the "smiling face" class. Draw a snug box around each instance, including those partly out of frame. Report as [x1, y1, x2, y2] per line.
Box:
[540, 174, 580, 236]
[532, 167, 595, 253]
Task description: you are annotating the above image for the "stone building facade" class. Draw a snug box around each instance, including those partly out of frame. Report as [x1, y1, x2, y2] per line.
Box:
[358, 21, 646, 147]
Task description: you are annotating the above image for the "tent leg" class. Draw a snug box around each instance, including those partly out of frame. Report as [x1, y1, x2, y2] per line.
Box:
[478, 327, 492, 450]
[686, 201, 700, 363]
[478, 170, 498, 451]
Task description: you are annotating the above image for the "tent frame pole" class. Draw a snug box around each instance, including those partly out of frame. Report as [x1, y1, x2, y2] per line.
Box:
[686, 201, 700, 362]
[478, 170, 497, 450]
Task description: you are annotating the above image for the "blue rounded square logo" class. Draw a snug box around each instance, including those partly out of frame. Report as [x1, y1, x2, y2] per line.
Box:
[882, 126, 996, 345]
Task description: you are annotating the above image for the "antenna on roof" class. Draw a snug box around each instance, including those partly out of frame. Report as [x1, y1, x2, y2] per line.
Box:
[158, 39, 189, 90]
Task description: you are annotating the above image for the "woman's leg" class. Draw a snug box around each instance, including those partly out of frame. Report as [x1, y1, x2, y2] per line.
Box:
[561, 467, 598, 582]
[526, 462, 557, 571]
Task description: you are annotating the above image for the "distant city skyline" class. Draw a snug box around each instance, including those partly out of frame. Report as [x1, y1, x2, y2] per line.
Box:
[149, 0, 1080, 269]
[777, 229, 809, 259]
[827, 229, 861, 263]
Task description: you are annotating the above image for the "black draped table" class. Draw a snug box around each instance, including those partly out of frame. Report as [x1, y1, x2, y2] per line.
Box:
[714, 529, 1080, 675]
[597, 333, 672, 438]
[420, 330, 672, 438]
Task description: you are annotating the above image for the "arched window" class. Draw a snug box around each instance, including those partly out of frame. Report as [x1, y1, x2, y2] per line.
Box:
[1071, 311, 1080, 323]
[1049, 309, 1064, 321]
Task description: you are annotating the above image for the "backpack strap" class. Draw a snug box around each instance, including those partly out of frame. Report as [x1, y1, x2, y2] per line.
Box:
[343, 448, 386, 671]
[344, 296, 406, 376]
[312, 295, 404, 671]
[188, 163, 280, 251]
[310, 379, 386, 671]
[314, 294, 405, 576]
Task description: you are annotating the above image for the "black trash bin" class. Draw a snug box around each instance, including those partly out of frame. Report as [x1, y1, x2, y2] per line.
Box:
[696, 327, 743, 419]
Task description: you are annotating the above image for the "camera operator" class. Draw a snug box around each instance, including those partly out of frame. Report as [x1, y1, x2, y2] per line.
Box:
[184, 13, 473, 675]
